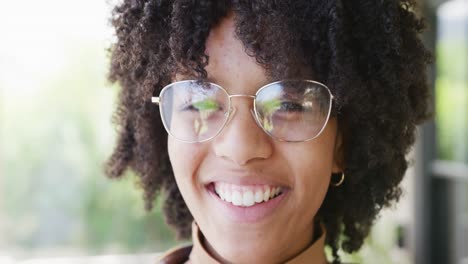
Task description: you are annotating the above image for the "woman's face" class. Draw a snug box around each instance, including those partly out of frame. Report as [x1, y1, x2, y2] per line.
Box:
[168, 14, 342, 263]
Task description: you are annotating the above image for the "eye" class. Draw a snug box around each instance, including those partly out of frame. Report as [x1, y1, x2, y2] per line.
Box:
[180, 98, 223, 112]
[259, 99, 306, 114]
[278, 101, 304, 112]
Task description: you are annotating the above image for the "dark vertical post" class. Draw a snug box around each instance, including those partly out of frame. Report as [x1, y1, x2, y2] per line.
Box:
[414, 1, 438, 264]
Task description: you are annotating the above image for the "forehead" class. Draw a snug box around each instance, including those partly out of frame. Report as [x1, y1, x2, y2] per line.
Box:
[175, 14, 314, 94]
[204, 14, 269, 92]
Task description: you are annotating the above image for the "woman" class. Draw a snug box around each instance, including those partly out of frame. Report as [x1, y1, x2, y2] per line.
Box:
[105, 0, 432, 263]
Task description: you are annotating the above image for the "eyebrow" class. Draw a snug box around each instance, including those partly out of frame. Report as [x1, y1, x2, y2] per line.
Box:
[177, 73, 276, 92]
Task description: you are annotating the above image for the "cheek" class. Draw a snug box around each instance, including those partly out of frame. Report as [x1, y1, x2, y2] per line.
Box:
[286, 146, 332, 193]
[168, 137, 207, 199]
[279, 135, 336, 214]
[295, 146, 333, 179]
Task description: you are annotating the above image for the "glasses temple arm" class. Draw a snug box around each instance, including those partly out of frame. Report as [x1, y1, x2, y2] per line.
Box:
[151, 97, 160, 104]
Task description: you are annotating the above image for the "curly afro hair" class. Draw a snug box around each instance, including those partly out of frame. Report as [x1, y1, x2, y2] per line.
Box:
[105, 0, 431, 262]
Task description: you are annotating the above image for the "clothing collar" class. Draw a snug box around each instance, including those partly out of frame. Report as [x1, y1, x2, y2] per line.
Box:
[188, 222, 328, 264]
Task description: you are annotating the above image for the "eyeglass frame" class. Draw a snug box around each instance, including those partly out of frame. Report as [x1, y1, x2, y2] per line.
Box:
[151, 79, 335, 143]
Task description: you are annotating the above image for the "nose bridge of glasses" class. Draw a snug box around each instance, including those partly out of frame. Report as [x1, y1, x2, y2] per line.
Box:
[224, 94, 259, 126]
[228, 94, 256, 99]
[226, 94, 256, 115]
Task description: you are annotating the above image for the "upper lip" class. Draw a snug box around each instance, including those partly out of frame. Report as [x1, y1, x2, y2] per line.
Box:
[202, 170, 290, 188]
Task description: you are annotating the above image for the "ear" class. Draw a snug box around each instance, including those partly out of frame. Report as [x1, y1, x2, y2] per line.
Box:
[332, 129, 344, 173]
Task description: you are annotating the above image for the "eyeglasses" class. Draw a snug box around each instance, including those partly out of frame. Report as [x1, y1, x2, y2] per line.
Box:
[151, 79, 334, 143]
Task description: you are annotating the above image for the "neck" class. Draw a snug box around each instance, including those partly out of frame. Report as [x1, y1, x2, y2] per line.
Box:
[199, 222, 323, 264]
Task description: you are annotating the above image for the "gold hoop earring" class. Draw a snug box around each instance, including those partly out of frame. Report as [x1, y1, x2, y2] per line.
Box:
[331, 172, 345, 187]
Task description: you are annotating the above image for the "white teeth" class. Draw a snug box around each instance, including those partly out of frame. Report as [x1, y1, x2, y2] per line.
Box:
[270, 188, 276, 199]
[214, 183, 283, 207]
[242, 191, 255, 207]
[263, 188, 270, 202]
[273, 187, 280, 197]
[254, 190, 264, 203]
[231, 191, 242, 206]
[225, 190, 232, 202]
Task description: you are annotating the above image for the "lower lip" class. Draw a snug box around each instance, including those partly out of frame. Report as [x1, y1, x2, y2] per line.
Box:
[206, 184, 288, 223]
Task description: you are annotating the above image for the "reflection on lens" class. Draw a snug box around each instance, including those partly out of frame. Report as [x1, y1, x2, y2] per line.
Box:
[255, 80, 332, 142]
[158, 79, 332, 143]
[159, 80, 230, 142]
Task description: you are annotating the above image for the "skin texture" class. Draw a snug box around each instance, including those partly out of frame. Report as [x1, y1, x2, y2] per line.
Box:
[105, 1, 432, 262]
[168, 14, 342, 263]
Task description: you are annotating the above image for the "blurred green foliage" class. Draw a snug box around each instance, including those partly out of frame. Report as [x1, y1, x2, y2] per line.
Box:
[1, 42, 179, 258]
[435, 40, 468, 162]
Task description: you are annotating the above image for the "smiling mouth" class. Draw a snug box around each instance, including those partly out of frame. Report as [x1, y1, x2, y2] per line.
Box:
[210, 182, 284, 207]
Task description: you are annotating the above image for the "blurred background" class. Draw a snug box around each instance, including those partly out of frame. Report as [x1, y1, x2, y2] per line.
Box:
[0, 0, 466, 263]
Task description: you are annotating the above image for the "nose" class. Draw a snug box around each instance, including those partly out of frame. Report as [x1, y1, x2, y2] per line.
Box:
[212, 99, 273, 166]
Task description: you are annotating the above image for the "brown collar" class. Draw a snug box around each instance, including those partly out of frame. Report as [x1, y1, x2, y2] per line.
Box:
[158, 222, 327, 264]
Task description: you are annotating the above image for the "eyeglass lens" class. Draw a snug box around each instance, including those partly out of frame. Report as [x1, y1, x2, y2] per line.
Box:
[159, 80, 332, 143]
